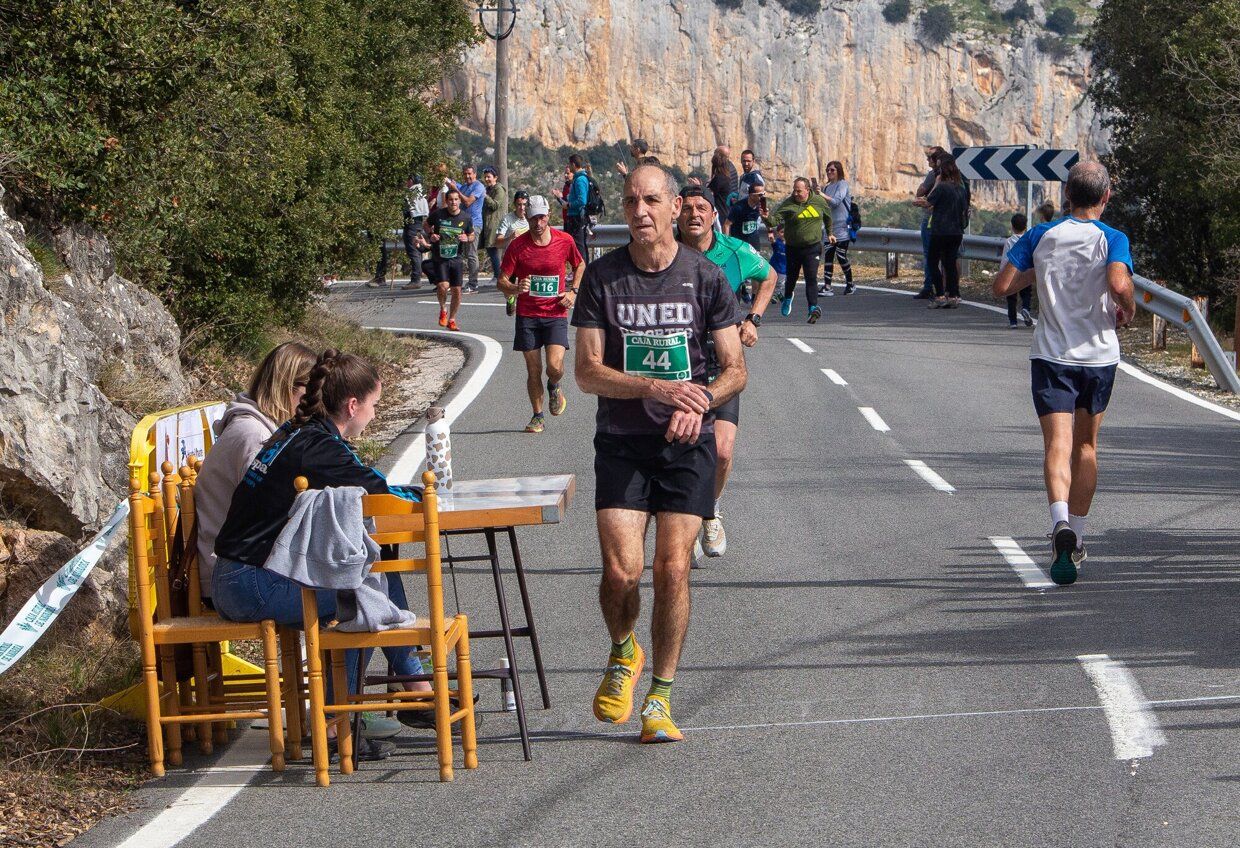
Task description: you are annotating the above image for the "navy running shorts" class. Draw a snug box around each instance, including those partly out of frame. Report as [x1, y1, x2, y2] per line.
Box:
[593, 433, 717, 518]
[1031, 359, 1117, 417]
[513, 315, 570, 352]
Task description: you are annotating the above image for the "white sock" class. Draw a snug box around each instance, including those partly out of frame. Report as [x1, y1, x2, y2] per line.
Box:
[1050, 500, 1069, 528]
[713, 498, 722, 518]
[1069, 514, 1087, 546]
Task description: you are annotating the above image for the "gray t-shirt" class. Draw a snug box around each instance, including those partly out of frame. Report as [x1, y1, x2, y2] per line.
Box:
[571, 244, 743, 435]
[823, 180, 852, 240]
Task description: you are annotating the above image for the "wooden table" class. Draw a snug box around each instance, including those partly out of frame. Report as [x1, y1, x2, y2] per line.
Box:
[374, 474, 575, 761]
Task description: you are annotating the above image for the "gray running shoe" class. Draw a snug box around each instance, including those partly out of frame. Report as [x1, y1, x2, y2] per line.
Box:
[1071, 543, 1088, 567]
[1020, 307, 1035, 327]
[1049, 521, 1079, 586]
[702, 515, 727, 557]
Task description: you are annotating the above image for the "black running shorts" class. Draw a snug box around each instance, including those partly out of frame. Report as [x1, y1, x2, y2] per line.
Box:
[593, 433, 717, 518]
[514, 316, 570, 352]
[433, 259, 464, 288]
[714, 394, 739, 426]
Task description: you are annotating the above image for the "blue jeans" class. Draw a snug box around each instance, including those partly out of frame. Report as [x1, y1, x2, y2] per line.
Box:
[212, 558, 423, 695]
[920, 218, 934, 292]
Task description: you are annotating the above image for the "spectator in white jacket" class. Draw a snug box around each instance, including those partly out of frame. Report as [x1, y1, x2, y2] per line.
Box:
[194, 342, 317, 600]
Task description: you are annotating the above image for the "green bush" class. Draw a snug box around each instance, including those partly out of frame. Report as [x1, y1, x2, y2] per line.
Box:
[0, 1, 479, 351]
[1045, 6, 1079, 35]
[919, 4, 956, 44]
[1003, 0, 1034, 23]
[776, 0, 822, 16]
[883, 0, 912, 24]
[1037, 33, 1074, 58]
[714, 0, 745, 8]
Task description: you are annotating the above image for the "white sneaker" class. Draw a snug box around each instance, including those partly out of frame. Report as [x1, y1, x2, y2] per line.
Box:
[702, 516, 727, 557]
[691, 537, 704, 569]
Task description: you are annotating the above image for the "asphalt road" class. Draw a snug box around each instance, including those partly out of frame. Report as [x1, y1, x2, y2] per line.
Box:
[82, 278, 1239, 848]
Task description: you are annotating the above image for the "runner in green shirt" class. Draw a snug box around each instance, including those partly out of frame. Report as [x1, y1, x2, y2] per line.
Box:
[677, 185, 777, 560]
[766, 177, 833, 322]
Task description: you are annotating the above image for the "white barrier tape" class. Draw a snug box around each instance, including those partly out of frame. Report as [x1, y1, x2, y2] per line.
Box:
[0, 500, 129, 675]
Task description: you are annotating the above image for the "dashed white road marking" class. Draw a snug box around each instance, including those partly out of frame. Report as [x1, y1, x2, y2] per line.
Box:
[821, 368, 848, 386]
[1077, 654, 1167, 760]
[904, 459, 955, 493]
[787, 337, 815, 354]
[990, 536, 1054, 590]
[858, 406, 890, 432]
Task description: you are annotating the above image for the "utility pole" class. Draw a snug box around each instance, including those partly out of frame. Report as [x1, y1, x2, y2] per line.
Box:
[494, 7, 510, 193]
[478, 1, 517, 194]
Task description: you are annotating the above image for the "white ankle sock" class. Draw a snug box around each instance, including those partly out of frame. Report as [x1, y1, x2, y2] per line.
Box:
[1050, 500, 1070, 528]
[1068, 514, 1087, 545]
[713, 498, 722, 518]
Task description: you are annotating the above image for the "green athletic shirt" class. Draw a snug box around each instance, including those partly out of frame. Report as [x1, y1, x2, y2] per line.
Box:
[767, 193, 833, 248]
[701, 231, 772, 294]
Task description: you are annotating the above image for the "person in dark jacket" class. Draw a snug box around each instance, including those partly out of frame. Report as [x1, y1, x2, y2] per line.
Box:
[213, 349, 427, 757]
[913, 154, 970, 308]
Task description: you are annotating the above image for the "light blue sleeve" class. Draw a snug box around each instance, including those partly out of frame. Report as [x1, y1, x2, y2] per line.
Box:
[1096, 223, 1134, 273]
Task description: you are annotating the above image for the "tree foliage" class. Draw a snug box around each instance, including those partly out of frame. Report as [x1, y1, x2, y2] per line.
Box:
[0, 0, 479, 349]
[1002, 0, 1034, 24]
[1089, 0, 1240, 327]
[918, 4, 955, 45]
[776, 0, 822, 16]
[883, 0, 912, 25]
[1045, 6, 1078, 36]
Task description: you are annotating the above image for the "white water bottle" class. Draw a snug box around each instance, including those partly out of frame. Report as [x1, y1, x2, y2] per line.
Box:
[499, 657, 516, 711]
[424, 406, 453, 491]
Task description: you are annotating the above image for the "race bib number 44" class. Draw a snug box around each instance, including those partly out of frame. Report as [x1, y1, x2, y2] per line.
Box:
[529, 274, 560, 297]
[623, 331, 691, 381]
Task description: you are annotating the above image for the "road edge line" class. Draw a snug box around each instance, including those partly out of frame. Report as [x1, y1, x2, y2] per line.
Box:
[854, 284, 1240, 422]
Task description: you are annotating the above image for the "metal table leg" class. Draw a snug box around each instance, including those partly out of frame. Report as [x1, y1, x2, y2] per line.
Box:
[506, 526, 551, 709]
[484, 529, 532, 761]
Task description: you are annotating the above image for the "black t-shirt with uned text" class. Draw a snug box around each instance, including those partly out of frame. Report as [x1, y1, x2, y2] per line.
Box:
[571, 244, 743, 435]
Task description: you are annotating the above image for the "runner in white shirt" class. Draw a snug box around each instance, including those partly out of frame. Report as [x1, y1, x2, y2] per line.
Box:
[496, 191, 531, 316]
[992, 162, 1136, 586]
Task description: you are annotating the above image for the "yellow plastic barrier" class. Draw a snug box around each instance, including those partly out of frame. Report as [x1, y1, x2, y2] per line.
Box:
[110, 400, 265, 719]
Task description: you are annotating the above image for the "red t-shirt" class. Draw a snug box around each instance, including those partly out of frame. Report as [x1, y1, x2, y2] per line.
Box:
[499, 229, 584, 318]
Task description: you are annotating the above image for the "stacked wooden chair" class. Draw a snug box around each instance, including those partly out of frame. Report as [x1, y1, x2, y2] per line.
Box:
[128, 460, 291, 776]
[296, 471, 478, 785]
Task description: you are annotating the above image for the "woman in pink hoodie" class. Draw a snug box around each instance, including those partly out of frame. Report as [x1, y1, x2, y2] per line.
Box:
[195, 342, 317, 601]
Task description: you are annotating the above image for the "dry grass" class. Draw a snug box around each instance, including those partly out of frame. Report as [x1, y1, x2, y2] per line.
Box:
[0, 625, 146, 848]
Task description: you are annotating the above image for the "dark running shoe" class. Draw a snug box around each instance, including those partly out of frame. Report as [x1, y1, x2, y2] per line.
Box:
[328, 736, 395, 763]
[1049, 521, 1079, 586]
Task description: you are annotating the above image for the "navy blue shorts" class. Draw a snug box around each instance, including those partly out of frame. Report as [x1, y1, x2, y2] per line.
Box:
[514, 315, 570, 352]
[1031, 359, 1117, 417]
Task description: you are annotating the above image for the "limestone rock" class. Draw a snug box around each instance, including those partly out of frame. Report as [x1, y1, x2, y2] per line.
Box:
[448, 0, 1105, 202]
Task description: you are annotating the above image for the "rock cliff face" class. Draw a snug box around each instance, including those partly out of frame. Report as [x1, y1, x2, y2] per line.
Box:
[0, 189, 188, 632]
[446, 0, 1103, 199]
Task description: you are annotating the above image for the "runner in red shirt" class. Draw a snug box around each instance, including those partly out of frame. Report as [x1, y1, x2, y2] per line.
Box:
[497, 195, 586, 433]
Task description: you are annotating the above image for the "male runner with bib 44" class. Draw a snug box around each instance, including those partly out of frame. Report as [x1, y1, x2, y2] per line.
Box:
[572, 164, 746, 743]
[497, 195, 585, 433]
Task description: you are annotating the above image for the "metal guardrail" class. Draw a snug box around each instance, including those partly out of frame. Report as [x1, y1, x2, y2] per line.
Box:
[582, 224, 1239, 393]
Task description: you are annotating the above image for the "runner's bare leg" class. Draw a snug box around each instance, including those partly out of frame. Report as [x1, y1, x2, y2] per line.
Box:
[522, 350, 545, 414]
[650, 511, 701, 679]
[597, 508, 649, 643]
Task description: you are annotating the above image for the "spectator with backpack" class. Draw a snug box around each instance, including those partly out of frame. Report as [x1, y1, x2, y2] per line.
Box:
[819, 160, 856, 296]
[564, 153, 600, 265]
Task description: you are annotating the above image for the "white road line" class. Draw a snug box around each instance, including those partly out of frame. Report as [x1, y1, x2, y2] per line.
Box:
[114, 732, 272, 848]
[858, 406, 890, 432]
[821, 368, 848, 386]
[904, 459, 955, 492]
[1116, 362, 1240, 422]
[787, 337, 815, 353]
[989, 536, 1054, 590]
[364, 327, 504, 484]
[414, 300, 506, 307]
[1077, 654, 1167, 760]
[855, 283, 1240, 423]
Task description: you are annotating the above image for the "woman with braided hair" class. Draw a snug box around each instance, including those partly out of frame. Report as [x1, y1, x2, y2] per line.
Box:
[212, 349, 428, 760]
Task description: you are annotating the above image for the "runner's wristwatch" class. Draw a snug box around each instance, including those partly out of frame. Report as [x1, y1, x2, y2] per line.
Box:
[745, 312, 762, 327]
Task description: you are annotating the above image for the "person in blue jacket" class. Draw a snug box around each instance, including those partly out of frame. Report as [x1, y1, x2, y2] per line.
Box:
[564, 153, 592, 264]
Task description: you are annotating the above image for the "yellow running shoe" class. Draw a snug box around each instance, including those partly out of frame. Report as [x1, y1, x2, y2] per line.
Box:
[639, 694, 683, 743]
[592, 641, 644, 724]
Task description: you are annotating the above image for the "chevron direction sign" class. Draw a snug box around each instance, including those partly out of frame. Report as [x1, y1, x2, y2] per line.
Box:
[951, 146, 1079, 181]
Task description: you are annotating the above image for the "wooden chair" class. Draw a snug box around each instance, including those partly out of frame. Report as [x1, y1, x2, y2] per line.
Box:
[297, 471, 478, 786]
[128, 461, 286, 776]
